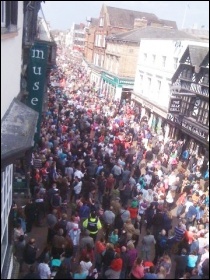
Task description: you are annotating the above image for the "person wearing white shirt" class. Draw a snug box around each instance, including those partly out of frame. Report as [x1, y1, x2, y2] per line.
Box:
[73, 177, 82, 201]
[185, 196, 194, 214]
[74, 168, 84, 180]
[38, 258, 51, 279]
[80, 257, 93, 276]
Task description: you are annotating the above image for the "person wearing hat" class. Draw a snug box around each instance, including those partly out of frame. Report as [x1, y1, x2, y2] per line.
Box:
[83, 211, 102, 242]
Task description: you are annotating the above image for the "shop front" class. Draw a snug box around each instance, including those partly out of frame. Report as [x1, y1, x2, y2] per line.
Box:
[89, 64, 102, 93]
[101, 72, 134, 101]
[131, 93, 168, 138]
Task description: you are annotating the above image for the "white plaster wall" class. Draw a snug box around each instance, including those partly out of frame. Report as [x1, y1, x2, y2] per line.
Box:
[1, 1, 24, 119]
[134, 39, 209, 110]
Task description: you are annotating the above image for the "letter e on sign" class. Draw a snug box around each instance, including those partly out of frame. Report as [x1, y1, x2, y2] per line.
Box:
[31, 97, 38, 106]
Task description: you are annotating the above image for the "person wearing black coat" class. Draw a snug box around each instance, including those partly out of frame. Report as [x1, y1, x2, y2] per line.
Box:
[102, 244, 116, 278]
[113, 212, 124, 236]
[174, 248, 188, 278]
[24, 238, 39, 265]
[24, 199, 37, 233]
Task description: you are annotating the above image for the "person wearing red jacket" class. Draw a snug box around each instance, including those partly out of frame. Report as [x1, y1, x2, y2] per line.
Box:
[128, 203, 138, 225]
[110, 253, 123, 271]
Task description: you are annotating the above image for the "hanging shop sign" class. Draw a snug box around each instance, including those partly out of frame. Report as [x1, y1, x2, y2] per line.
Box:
[27, 42, 49, 142]
[168, 98, 182, 113]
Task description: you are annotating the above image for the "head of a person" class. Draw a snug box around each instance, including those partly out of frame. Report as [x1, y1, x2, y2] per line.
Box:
[161, 229, 166, 236]
[149, 266, 155, 274]
[135, 257, 143, 265]
[181, 248, 187, 255]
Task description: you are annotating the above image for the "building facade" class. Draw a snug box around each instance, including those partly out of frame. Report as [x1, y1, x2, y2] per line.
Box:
[84, 17, 98, 64]
[84, 4, 178, 100]
[168, 45, 209, 156]
[132, 27, 208, 140]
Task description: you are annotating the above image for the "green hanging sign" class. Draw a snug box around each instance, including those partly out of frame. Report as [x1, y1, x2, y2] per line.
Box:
[27, 42, 49, 143]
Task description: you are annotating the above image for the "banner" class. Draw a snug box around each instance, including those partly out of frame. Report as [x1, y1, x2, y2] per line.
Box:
[27, 42, 49, 142]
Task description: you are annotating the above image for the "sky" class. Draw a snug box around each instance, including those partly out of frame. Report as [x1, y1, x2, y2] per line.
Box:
[40, 1, 209, 31]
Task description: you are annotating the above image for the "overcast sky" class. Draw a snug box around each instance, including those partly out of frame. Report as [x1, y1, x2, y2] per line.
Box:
[40, 1, 209, 31]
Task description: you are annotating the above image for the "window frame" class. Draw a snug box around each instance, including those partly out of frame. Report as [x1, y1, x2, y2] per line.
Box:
[1, 1, 18, 33]
[1, 1, 6, 27]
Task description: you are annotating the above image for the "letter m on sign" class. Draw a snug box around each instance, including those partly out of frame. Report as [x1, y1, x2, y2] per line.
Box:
[32, 49, 45, 59]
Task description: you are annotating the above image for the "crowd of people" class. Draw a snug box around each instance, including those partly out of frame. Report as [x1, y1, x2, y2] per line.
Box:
[12, 47, 209, 279]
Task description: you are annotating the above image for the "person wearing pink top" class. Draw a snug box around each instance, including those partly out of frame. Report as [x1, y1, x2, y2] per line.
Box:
[130, 257, 145, 279]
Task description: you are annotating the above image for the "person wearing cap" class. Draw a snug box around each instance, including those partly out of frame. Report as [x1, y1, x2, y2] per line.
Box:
[83, 211, 102, 242]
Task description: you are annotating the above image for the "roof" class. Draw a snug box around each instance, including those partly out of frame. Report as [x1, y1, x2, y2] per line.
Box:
[1, 99, 39, 169]
[106, 26, 198, 43]
[185, 45, 209, 66]
[153, 18, 177, 29]
[172, 45, 209, 83]
[90, 18, 99, 27]
[182, 28, 209, 40]
[106, 5, 158, 29]
[74, 23, 85, 30]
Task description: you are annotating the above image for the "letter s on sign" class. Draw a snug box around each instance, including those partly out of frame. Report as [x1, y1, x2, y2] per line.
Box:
[33, 82, 40, 90]
[31, 97, 38, 106]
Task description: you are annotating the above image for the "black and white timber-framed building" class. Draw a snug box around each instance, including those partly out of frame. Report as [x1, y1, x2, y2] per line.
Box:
[167, 45, 209, 157]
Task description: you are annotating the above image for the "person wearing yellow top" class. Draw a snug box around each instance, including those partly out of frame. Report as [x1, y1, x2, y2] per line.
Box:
[83, 211, 102, 242]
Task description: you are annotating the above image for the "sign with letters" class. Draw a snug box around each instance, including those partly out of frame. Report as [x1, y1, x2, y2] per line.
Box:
[27, 42, 49, 142]
[168, 98, 182, 113]
[182, 120, 208, 140]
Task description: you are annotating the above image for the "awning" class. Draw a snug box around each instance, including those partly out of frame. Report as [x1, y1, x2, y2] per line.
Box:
[1, 98, 39, 169]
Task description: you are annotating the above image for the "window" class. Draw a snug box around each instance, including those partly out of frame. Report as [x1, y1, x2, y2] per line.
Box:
[147, 77, 151, 90]
[173, 57, 178, 69]
[99, 17, 104, 27]
[152, 54, 156, 64]
[129, 48, 134, 53]
[1, 1, 6, 27]
[157, 80, 161, 91]
[1, 1, 18, 30]
[140, 74, 143, 84]
[143, 53, 147, 62]
[162, 56, 166, 67]
[103, 35, 106, 48]
[197, 101, 209, 126]
[180, 96, 190, 116]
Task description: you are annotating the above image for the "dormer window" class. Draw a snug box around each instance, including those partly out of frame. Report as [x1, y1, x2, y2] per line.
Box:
[99, 17, 104, 27]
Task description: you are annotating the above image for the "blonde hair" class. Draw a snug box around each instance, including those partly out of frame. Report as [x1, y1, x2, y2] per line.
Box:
[127, 241, 135, 249]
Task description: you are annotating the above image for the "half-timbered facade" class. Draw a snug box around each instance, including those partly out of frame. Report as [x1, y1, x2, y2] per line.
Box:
[168, 45, 209, 156]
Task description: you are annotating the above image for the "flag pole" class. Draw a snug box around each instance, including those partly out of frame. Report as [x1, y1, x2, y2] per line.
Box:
[181, 4, 188, 29]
